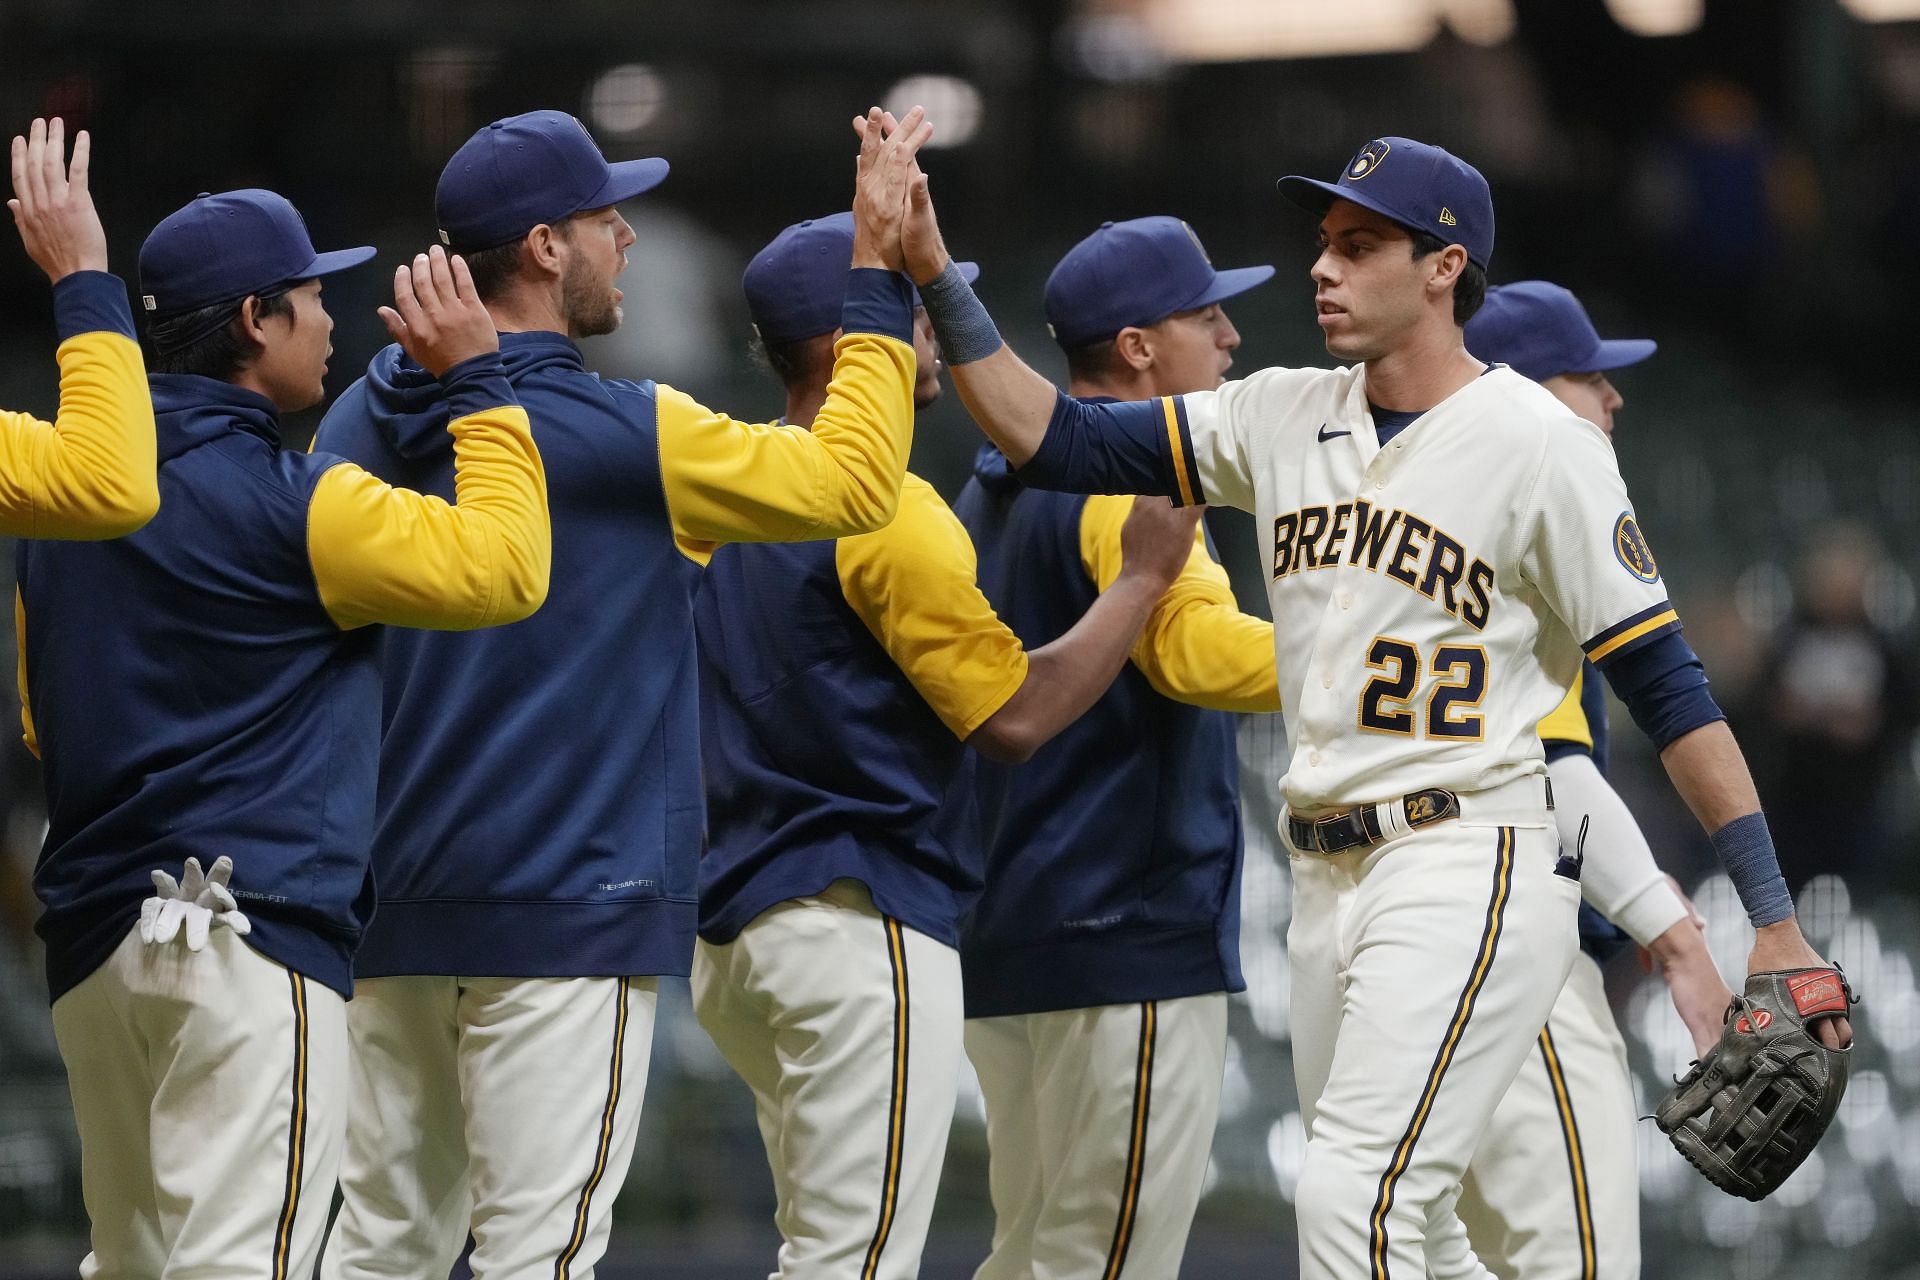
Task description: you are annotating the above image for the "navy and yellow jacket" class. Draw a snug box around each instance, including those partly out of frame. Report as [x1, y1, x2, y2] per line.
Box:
[1, 273, 158, 538]
[954, 443, 1279, 1019]
[697, 472, 1029, 947]
[315, 269, 916, 980]
[22, 355, 547, 1001]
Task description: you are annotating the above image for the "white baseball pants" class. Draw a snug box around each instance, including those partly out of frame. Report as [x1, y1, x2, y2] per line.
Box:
[692, 879, 964, 1280]
[52, 924, 347, 1280]
[964, 993, 1228, 1280]
[321, 972, 657, 1280]
[1286, 781, 1578, 1280]
[1457, 950, 1640, 1279]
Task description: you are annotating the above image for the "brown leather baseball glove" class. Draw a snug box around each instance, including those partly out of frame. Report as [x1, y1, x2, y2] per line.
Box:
[1655, 965, 1855, 1201]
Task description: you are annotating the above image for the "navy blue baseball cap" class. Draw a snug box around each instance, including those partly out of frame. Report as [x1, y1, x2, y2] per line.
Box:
[1044, 216, 1273, 348]
[436, 110, 669, 254]
[743, 212, 979, 346]
[138, 189, 376, 320]
[1465, 281, 1656, 381]
[1278, 137, 1495, 269]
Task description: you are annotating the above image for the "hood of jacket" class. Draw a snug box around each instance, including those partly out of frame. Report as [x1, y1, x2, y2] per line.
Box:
[358, 331, 585, 463]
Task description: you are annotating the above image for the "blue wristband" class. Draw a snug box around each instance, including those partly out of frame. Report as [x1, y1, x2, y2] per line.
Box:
[1710, 812, 1793, 928]
[918, 260, 1003, 365]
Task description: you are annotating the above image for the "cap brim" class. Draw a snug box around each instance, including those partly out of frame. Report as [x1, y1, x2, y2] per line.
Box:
[1277, 175, 1346, 216]
[1183, 263, 1276, 311]
[588, 157, 671, 209]
[1585, 337, 1657, 372]
[292, 245, 378, 281]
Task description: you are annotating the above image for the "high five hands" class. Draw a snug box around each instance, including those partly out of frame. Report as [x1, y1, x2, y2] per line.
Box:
[851, 106, 950, 285]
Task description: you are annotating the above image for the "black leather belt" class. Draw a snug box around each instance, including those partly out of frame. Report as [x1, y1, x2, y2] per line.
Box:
[1286, 788, 1461, 855]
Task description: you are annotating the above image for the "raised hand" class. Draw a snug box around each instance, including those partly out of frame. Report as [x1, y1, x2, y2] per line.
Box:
[379, 246, 499, 378]
[850, 104, 933, 274]
[1118, 496, 1203, 592]
[8, 117, 109, 284]
[900, 157, 952, 288]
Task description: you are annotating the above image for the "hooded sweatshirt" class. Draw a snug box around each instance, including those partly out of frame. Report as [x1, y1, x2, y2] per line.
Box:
[22, 355, 543, 1001]
[312, 269, 915, 980]
[953, 441, 1278, 1018]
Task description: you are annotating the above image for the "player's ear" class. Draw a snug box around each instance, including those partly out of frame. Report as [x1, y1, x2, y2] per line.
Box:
[1426, 244, 1468, 295]
[235, 295, 273, 352]
[523, 225, 565, 279]
[1114, 325, 1154, 373]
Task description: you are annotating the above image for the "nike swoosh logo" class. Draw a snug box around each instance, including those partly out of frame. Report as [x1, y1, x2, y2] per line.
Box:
[1317, 423, 1351, 442]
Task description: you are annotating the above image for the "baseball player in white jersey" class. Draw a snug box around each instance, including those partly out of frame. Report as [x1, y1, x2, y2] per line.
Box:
[872, 120, 1851, 1280]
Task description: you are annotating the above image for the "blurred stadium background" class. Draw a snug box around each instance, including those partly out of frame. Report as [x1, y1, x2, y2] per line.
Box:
[4, 0, 1920, 1275]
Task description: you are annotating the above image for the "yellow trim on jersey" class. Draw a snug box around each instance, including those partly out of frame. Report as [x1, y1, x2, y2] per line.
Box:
[836, 475, 1029, 738]
[654, 327, 915, 551]
[1077, 495, 1280, 713]
[0, 330, 158, 540]
[1539, 1027, 1598, 1280]
[1160, 397, 1196, 508]
[862, 918, 911, 1280]
[1536, 668, 1593, 749]
[15, 590, 37, 759]
[271, 970, 309, 1280]
[306, 401, 550, 631]
[1369, 827, 1514, 1280]
[1103, 999, 1157, 1280]
[1584, 608, 1679, 664]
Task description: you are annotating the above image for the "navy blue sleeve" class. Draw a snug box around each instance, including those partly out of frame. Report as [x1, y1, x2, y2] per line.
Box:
[51, 271, 136, 343]
[1014, 389, 1190, 500]
[439, 351, 516, 422]
[841, 268, 914, 345]
[1596, 630, 1726, 751]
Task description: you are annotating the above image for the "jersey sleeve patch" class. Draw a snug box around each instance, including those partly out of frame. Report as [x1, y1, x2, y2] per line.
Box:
[1612, 512, 1660, 583]
[1583, 600, 1681, 666]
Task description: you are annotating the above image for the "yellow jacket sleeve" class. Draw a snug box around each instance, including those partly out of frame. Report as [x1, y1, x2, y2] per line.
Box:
[836, 475, 1030, 739]
[16, 589, 38, 759]
[1078, 494, 1280, 713]
[654, 328, 915, 554]
[306, 388, 550, 631]
[1536, 669, 1594, 748]
[0, 285, 159, 539]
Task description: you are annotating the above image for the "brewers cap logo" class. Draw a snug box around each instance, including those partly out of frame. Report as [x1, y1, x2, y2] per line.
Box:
[1346, 140, 1390, 181]
[1613, 512, 1660, 583]
[1180, 220, 1211, 265]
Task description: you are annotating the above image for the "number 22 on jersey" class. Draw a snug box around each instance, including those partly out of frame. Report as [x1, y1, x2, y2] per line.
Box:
[1359, 637, 1488, 740]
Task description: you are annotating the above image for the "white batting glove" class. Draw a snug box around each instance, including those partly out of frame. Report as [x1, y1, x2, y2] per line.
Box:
[139, 856, 253, 951]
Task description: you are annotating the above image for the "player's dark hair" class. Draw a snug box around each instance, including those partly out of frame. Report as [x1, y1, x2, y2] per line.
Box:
[462, 215, 588, 303]
[1407, 229, 1486, 326]
[1063, 337, 1122, 384]
[461, 239, 526, 303]
[145, 290, 296, 381]
[749, 332, 829, 391]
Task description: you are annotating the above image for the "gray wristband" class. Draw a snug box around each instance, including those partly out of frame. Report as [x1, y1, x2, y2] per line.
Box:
[918, 260, 1004, 366]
